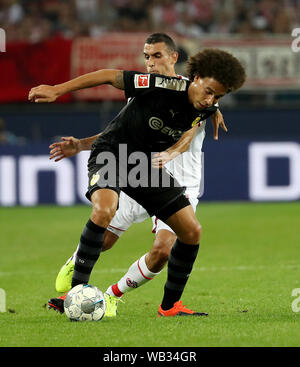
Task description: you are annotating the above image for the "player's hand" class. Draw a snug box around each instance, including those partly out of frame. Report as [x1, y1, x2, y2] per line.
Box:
[211, 109, 228, 140]
[152, 151, 176, 168]
[49, 136, 81, 162]
[28, 85, 60, 103]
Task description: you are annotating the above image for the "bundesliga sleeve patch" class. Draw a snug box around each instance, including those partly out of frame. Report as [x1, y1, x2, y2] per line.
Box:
[134, 74, 150, 88]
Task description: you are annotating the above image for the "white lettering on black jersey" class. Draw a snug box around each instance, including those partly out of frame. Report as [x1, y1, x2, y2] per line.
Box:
[154, 76, 187, 91]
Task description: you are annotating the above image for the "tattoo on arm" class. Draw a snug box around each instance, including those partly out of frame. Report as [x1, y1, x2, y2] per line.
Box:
[113, 71, 124, 90]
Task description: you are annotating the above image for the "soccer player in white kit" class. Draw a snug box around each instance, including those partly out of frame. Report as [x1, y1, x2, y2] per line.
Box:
[49, 33, 227, 316]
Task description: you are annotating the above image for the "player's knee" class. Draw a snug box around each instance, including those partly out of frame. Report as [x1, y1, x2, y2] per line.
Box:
[181, 222, 202, 244]
[91, 204, 116, 228]
[192, 222, 202, 243]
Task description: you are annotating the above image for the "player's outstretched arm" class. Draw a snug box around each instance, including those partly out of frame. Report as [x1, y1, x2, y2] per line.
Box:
[28, 70, 124, 103]
[211, 109, 228, 140]
[49, 134, 101, 162]
[152, 126, 198, 168]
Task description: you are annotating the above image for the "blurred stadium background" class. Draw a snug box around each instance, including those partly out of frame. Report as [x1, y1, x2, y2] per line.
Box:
[0, 0, 300, 206]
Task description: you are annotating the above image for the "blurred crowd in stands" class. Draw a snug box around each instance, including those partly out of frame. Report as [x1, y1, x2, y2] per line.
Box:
[1, 0, 299, 42]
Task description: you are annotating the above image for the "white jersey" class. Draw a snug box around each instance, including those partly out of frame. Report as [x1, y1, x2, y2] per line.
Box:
[164, 121, 205, 198]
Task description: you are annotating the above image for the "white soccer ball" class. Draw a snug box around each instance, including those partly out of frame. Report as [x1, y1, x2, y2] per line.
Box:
[64, 284, 106, 321]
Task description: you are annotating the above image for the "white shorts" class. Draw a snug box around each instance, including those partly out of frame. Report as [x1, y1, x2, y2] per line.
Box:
[107, 190, 199, 237]
[151, 192, 199, 235]
[107, 191, 149, 237]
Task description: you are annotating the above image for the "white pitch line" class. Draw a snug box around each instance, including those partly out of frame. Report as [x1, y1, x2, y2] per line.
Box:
[194, 264, 300, 272]
[0, 264, 299, 277]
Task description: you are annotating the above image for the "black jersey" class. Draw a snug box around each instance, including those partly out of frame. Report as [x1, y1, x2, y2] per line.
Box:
[93, 71, 218, 155]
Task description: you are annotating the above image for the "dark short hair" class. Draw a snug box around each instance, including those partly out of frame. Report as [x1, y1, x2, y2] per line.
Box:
[145, 33, 177, 52]
[187, 49, 246, 92]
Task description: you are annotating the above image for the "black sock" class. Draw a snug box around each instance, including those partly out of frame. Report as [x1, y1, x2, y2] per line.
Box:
[71, 219, 105, 288]
[161, 240, 199, 311]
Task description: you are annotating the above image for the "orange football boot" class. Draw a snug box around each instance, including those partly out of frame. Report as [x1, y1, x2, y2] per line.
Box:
[158, 301, 208, 317]
[47, 293, 67, 314]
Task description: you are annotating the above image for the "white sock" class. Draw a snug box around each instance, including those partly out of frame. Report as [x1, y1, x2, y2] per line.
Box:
[106, 253, 161, 297]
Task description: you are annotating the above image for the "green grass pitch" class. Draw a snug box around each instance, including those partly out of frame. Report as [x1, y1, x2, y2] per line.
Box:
[0, 202, 299, 347]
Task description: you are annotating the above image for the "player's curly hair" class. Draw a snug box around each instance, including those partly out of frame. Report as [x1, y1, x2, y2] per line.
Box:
[186, 49, 246, 92]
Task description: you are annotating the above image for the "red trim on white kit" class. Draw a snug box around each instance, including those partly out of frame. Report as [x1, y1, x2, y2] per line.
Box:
[137, 259, 153, 280]
[108, 224, 126, 232]
[152, 217, 158, 234]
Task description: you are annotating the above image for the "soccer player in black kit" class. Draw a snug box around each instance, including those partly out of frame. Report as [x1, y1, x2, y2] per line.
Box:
[29, 49, 246, 317]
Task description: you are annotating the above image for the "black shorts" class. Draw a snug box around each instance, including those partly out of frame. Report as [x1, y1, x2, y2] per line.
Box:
[86, 146, 190, 222]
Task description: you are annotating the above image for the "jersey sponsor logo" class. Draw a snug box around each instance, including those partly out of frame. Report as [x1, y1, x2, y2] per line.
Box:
[149, 117, 164, 130]
[90, 173, 100, 186]
[155, 76, 187, 91]
[148, 117, 183, 139]
[134, 74, 150, 88]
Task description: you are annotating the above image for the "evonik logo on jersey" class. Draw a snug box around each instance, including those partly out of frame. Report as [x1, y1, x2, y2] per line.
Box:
[148, 117, 183, 139]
